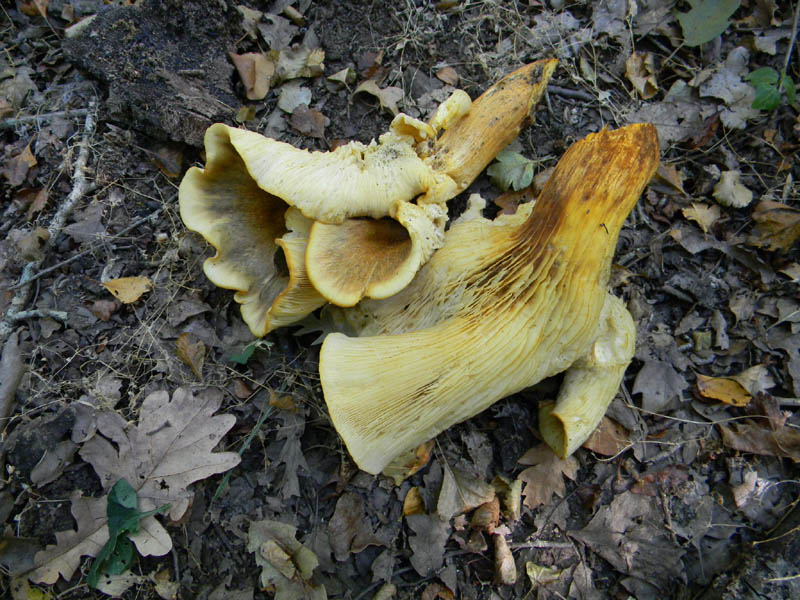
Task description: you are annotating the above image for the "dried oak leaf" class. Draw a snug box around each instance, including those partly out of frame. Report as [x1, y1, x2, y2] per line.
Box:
[682, 202, 720, 233]
[625, 51, 658, 99]
[436, 466, 495, 521]
[517, 444, 578, 509]
[328, 492, 384, 561]
[79, 387, 239, 522]
[247, 519, 326, 600]
[582, 416, 631, 456]
[352, 80, 403, 115]
[405, 514, 451, 577]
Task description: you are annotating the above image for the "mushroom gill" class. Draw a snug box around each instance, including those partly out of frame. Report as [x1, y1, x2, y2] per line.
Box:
[319, 123, 660, 474]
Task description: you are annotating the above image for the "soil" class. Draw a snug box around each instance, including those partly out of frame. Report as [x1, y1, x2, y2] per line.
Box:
[1, 1, 800, 599]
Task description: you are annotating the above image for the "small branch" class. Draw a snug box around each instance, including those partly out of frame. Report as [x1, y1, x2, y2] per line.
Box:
[7, 309, 68, 323]
[783, 0, 799, 75]
[5, 207, 164, 291]
[0, 108, 90, 131]
[0, 99, 97, 343]
[0, 332, 24, 424]
[547, 85, 597, 103]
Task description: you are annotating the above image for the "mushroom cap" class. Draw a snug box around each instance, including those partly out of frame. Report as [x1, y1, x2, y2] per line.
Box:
[426, 58, 558, 193]
[305, 202, 447, 306]
[179, 125, 325, 336]
[320, 123, 659, 474]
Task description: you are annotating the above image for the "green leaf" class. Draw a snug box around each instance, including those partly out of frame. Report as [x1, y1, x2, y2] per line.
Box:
[105, 537, 135, 576]
[487, 149, 535, 191]
[676, 0, 740, 47]
[752, 84, 781, 111]
[745, 67, 779, 87]
[228, 343, 256, 365]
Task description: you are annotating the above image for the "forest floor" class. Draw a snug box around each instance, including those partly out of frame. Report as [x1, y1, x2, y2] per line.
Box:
[1, 1, 800, 599]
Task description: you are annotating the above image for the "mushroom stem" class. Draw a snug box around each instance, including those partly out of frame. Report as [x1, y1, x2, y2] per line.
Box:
[538, 294, 636, 459]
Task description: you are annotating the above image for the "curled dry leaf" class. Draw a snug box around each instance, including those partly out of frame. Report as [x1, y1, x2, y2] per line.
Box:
[494, 534, 516, 585]
[228, 52, 275, 100]
[720, 420, 800, 461]
[175, 332, 206, 379]
[102, 276, 152, 304]
[403, 487, 425, 516]
[352, 79, 404, 115]
[247, 519, 326, 600]
[713, 170, 753, 208]
[436, 467, 495, 521]
[525, 562, 562, 588]
[625, 51, 658, 99]
[436, 66, 459, 86]
[289, 105, 329, 139]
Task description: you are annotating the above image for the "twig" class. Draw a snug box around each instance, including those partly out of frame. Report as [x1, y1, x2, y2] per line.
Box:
[0, 99, 97, 343]
[547, 85, 596, 103]
[0, 332, 24, 424]
[4, 207, 164, 291]
[783, 0, 799, 75]
[7, 309, 68, 323]
[0, 108, 90, 131]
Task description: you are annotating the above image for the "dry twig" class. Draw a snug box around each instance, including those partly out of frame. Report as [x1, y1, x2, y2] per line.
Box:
[0, 99, 97, 343]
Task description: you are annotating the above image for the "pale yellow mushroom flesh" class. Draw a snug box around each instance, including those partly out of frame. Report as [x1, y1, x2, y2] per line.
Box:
[320, 123, 660, 474]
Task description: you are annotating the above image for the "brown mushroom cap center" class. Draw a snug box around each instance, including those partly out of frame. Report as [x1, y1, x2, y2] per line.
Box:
[306, 217, 413, 306]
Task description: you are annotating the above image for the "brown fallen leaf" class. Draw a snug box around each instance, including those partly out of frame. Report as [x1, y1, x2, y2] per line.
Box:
[11, 227, 49, 261]
[403, 487, 425, 516]
[654, 163, 686, 194]
[720, 420, 800, 461]
[16, 187, 48, 220]
[148, 144, 183, 178]
[381, 439, 434, 485]
[406, 514, 451, 576]
[228, 52, 275, 100]
[747, 199, 800, 251]
[102, 276, 152, 304]
[625, 51, 658, 99]
[91, 299, 120, 322]
[525, 562, 562, 588]
[713, 170, 753, 208]
[420, 583, 454, 600]
[492, 475, 522, 521]
[268, 388, 297, 412]
[682, 202, 720, 233]
[494, 534, 516, 585]
[436, 466, 495, 521]
[470, 496, 500, 533]
[2, 142, 37, 187]
[696, 373, 750, 406]
[517, 444, 578, 509]
[18, 0, 48, 18]
[289, 105, 329, 139]
[328, 492, 384, 561]
[436, 66, 459, 86]
[582, 416, 631, 456]
[175, 332, 205, 379]
[352, 80, 404, 115]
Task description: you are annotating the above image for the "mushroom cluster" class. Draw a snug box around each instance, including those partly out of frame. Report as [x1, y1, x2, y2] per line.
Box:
[179, 59, 558, 335]
[179, 61, 660, 475]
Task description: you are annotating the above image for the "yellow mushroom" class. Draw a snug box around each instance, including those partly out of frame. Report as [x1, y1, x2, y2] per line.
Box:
[179, 60, 557, 333]
[319, 123, 659, 474]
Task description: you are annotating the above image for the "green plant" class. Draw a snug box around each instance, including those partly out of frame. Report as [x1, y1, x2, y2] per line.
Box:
[228, 339, 273, 365]
[487, 149, 537, 191]
[87, 479, 169, 588]
[745, 67, 798, 111]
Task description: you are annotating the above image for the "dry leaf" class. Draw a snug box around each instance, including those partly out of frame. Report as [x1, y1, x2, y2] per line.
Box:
[525, 562, 562, 587]
[720, 420, 800, 461]
[102, 276, 152, 304]
[492, 475, 522, 521]
[229, 52, 274, 100]
[682, 202, 720, 233]
[247, 519, 326, 600]
[730, 365, 774, 395]
[436, 66, 459, 86]
[3, 143, 37, 187]
[327, 68, 356, 86]
[517, 445, 578, 509]
[625, 51, 658, 99]
[403, 487, 425, 516]
[420, 583, 454, 600]
[654, 163, 686, 194]
[328, 492, 384, 561]
[289, 105, 329, 139]
[28, 494, 111, 584]
[713, 170, 753, 208]
[747, 199, 800, 251]
[470, 497, 500, 533]
[11, 227, 49, 262]
[406, 514, 450, 576]
[381, 439, 434, 484]
[271, 46, 325, 83]
[17, 187, 48, 220]
[18, 0, 48, 18]
[436, 467, 495, 521]
[78, 386, 239, 524]
[149, 144, 183, 178]
[268, 389, 297, 412]
[175, 333, 205, 379]
[582, 416, 631, 456]
[352, 80, 404, 115]
[697, 374, 751, 406]
[91, 299, 119, 322]
[494, 534, 516, 585]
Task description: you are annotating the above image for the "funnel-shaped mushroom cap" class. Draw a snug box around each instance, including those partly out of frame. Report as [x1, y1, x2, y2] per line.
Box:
[425, 59, 558, 192]
[179, 125, 326, 336]
[306, 202, 447, 306]
[320, 123, 659, 474]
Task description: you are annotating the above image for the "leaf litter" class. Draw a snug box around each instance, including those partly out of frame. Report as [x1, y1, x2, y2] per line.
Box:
[4, 0, 800, 597]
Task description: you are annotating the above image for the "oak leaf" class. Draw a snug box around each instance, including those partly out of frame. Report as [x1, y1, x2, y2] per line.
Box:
[102, 276, 152, 304]
[517, 445, 578, 509]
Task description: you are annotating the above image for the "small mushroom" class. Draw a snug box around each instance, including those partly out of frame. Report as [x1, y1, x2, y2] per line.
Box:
[319, 123, 659, 474]
[179, 60, 557, 333]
